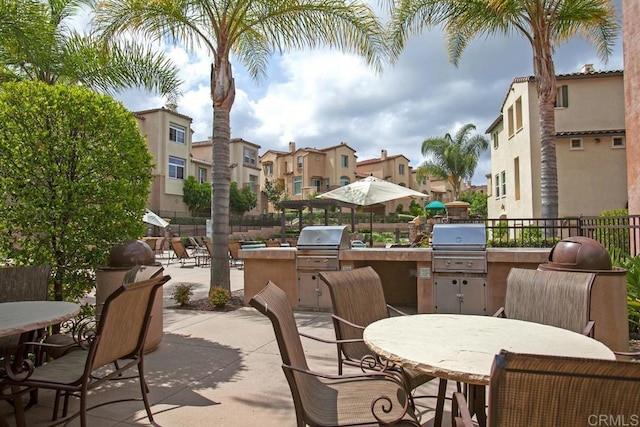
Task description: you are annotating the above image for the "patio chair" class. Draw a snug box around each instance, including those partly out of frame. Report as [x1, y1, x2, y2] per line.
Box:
[452, 350, 640, 427]
[494, 268, 595, 336]
[5, 273, 171, 427]
[249, 281, 420, 427]
[168, 238, 196, 267]
[319, 267, 447, 419]
[228, 241, 243, 269]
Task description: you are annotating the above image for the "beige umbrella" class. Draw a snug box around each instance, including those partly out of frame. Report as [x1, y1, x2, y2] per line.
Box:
[319, 176, 427, 246]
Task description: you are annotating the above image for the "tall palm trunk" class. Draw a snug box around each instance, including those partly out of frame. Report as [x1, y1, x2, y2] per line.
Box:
[210, 56, 235, 292]
[533, 35, 559, 220]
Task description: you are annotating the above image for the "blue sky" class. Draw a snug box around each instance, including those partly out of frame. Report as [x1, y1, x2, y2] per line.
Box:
[113, 1, 624, 185]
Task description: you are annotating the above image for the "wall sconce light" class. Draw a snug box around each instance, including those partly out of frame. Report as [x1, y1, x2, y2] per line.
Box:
[594, 138, 601, 143]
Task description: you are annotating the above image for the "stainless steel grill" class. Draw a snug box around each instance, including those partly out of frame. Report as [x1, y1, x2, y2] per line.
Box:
[296, 225, 350, 310]
[432, 223, 488, 315]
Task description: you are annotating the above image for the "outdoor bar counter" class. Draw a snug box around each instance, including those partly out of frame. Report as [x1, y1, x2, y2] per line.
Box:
[241, 247, 550, 315]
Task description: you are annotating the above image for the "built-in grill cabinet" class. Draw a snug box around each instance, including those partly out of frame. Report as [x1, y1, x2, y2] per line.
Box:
[296, 225, 350, 310]
[432, 224, 488, 315]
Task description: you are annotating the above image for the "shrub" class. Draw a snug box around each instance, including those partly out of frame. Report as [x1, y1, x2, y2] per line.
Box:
[209, 286, 231, 307]
[172, 284, 194, 307]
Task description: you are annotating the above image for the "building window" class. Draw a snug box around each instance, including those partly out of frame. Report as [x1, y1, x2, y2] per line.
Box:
[340, 176, 350, 186]
[169, 156, 185, 180]
[169, 123, 186, 144]
[514, 157, 520, 201]
[555, 85, 569, 108]
[515, 97, 523, 131]
[198, 167, 207, 184]
[399, 164, 405, 175]
[249, 174, 258, 193]
[312, 178, 321, 192]
[264, 163, 273, 176]
[570, 138, 583, 150]
[492, 131, 499, 149]
[501, 171, 506, 197]
[495, 174, 500, 198]
[243, 148, 257, 166]
[612, 136, 625, 148]
[297, 156, 303, 169]
[293, 177, 302, 195]
[507, 106, 514, 137]
[341, 155, 349, 168]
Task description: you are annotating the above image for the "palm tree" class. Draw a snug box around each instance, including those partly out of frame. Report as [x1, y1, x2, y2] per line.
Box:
[388, 0, 619, 219]
[0, 0, 181, 101]
[93, 0, 387, 292]
[417, 123, 488, 200]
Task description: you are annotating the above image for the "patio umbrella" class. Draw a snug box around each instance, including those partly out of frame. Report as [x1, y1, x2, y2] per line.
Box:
[319, 176, 427, 246]
[143, 209, 169, 228]
[425, 200, 446, 211]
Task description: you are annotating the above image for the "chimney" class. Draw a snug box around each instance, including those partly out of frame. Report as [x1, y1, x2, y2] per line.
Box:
[582, 64, 594, 73]
[289, 141, 296, 152]
[381, 149, 387, 160]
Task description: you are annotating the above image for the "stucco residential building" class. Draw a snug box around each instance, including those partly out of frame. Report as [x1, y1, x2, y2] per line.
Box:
[486, 66, 627, 219]
[259, 142, 358, 212]
[135, 107, 194, 216]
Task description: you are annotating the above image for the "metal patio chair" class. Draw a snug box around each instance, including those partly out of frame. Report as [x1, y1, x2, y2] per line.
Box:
[319, 267, 448, 422]
[4, 273, 171, 427]
[168, 238, 197, 267]
[250, 281, 420, 427]
[452, 350, 640, 427]
[494, 267, 595, 336]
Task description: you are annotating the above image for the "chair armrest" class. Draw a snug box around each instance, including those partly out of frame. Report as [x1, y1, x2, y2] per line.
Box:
[387, 304, 409, 317]
[299, 332, 363, 345]
[614, 351, 640, 361]
[493, 307, 505, 317]
[451, 391, 474, 427]
[331, 314, 365, 330]
[582, 320, 595, 337]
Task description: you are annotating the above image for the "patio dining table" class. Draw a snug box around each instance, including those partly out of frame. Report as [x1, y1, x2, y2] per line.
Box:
[0, 301, 79, 427]
[363, 314, 615, 427]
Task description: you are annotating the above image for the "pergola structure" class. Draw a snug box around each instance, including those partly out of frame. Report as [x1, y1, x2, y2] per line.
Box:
[276, 199, 358, 240]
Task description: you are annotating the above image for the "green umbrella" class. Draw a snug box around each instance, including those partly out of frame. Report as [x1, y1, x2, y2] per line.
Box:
[425, 200, 446, 210]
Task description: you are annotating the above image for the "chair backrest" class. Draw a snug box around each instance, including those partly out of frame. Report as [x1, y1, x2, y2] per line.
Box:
[89, 274, 171, 371]
[488, 351, 640, 427]
[170, 239, 190, 259]
[0, 265, 50, 302]
[122, 264, 164, 284]
[504, 268, 594, 334]
[250, 282, 309, 371]
[205, 241, 213, 256]
[228, 241, 241, 260]
[188, 236, 202, 249]
[319, 266, 390, 360]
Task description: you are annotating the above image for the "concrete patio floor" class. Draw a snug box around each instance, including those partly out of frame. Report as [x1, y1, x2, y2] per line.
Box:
[1, 252, 459, 426]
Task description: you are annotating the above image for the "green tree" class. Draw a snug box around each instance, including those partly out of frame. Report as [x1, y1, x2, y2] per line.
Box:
[265, 178, 286, 212]
[229, 182, 258, 216]
[459, 191, 488, 218]
[409, 200, 425, 217]
[389, 0, 619, 219]
[0, 0, 180, 100]
[417, 123, 488, 200]
[183, 176, 212, 215]
[94, 0, 387, 292]
[0, 81, 153, 301]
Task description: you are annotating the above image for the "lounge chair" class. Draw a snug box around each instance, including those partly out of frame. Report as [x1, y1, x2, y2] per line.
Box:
[168, 238, 196, 267]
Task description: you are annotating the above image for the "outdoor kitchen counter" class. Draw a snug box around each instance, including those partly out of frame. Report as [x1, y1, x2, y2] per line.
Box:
[241, 247, 551, 313]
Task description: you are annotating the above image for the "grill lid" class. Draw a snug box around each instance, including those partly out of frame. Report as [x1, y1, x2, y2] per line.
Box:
[297, 225, 350, 251]
[432, 224, 487, 251]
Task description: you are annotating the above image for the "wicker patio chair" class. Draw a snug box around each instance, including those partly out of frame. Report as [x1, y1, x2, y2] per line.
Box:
[494, 268, 595, 336]
[452, 350, 640, 427]
[168, 238, 196, 267]
[250, 281, 420, 427]
[319, 267, 447, 421]
[4, 273, 171, 427]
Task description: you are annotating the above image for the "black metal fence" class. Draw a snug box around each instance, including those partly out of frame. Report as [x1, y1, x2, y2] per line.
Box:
[451, 215, 640, 258]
